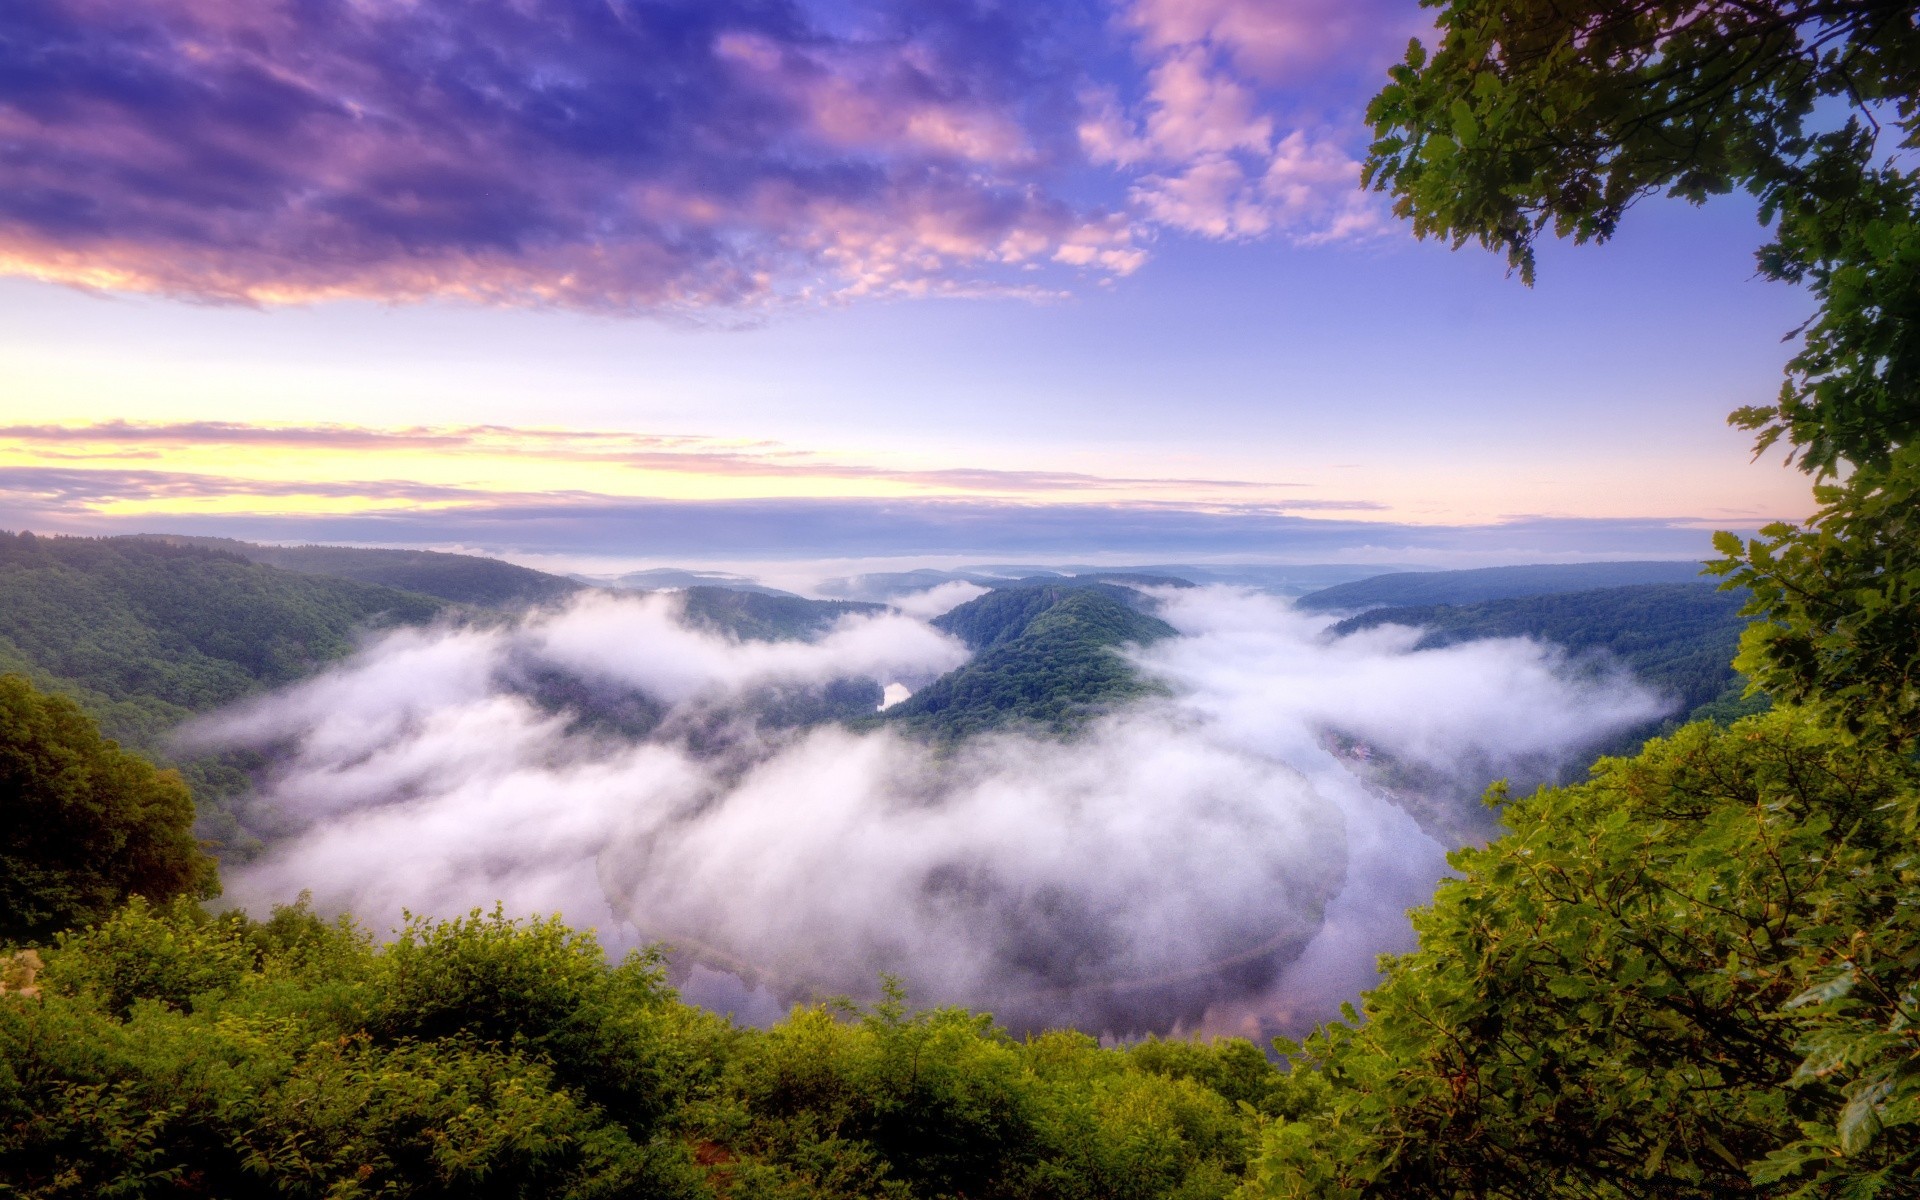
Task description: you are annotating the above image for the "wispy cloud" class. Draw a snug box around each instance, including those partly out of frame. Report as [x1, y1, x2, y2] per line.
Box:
[0, 420, 1299, 497]
[1087, 0, 1418, 245]
[0, 465, 564, 506]
[0, 0, 1410, 311]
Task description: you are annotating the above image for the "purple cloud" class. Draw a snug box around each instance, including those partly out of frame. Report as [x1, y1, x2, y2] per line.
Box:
[0, 0, 1411, 310]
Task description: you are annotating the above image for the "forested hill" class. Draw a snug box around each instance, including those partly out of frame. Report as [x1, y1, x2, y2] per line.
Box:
[141, 535, 582, 608]
[886, 583, 1175, 737]
[0, 532, 447, 844]
[677, 586, 885, 641]
[1296, 560, 1708, 612]
[1332, 582, 1760, 726]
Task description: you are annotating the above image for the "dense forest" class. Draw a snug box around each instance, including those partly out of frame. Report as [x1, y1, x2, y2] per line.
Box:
[143, 536, 584, 608]
[884, 583, 1176, 738]
[1332, 582, 1764, 730]
[676, 587, 886, 642]
[0, 533, 448, 850]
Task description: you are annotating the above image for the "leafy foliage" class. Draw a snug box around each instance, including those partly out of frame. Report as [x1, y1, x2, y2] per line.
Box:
[1712, 445, 1920, 747]
[886, 584, 1176, 738]
[0, 675, 217, 946]
[1249, 710, 1920, 1197]
[1303, 9, 1920, 1193]
[1297, 561, 1709, 612]
[0, 902, 1288, 1200]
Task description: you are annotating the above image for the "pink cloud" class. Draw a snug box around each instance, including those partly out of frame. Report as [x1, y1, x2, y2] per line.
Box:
[1123, 0, 1424, 81]
[0, 0, 1405, 310]
[1092, 0, 1401, 246]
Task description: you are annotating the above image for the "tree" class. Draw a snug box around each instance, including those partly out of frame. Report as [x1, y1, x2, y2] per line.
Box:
[1238, 5, 1920, 1193]
[1248, 711, 1920, 1197]
[0, 673, 218, 944]
[1364, 0, 1920, 746]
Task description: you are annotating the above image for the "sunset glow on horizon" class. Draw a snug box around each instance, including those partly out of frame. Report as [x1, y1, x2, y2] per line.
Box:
[0, 0, 1820, 565]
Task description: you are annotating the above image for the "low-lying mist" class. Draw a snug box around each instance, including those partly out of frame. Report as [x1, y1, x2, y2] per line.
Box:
[200, 585, 1667, 1036]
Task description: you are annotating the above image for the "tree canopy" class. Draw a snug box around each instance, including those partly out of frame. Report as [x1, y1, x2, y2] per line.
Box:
[1247, 709, 1920, 1197]
[0, 674, 218, 945]
[885, 584, 1176, 739]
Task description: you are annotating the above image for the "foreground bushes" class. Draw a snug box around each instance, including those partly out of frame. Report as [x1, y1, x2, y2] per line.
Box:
[1248, 709, 1920, 1198]
[0, 674, 217, 944]
[0, 902, 1294, 1198]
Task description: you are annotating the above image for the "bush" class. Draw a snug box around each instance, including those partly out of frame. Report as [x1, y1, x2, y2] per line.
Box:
[0, 674, 217, 945]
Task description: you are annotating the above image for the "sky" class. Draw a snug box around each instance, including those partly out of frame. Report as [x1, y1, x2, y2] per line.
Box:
[0, 0, 1820, 570]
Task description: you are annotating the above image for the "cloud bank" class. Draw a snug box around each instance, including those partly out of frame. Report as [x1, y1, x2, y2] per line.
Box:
[208, 583, 1666, 1035]
[0, 0, 1413, 310]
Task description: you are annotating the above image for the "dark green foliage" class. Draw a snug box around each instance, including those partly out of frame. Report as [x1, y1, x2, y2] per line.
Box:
[145, 536, 584, 608]
[1712, 449, 1920, 748]
[1249, 6, 1920, 1195]
[699, 995, 1268, 1200]
[1332, 582, 1755, 724]
[1250, 711, 1920, 1198]
[886, 585, 1176, 738]
[1296, 561, 1708, 613]
[1, 904, 713, 1199]
[675, 587, 885, 643]
[0, 532, 444, 845]
[0, 675, 217, 946]
[0, 904, 1280, 1200]
[0, 532, 442, 732]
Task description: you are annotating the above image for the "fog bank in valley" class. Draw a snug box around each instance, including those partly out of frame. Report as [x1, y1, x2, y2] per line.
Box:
[204, 584, 1667, 1035]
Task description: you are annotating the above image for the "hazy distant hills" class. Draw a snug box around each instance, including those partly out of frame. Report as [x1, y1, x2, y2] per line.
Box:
[817, 563, 1391, 601]
[1333, 582, 1763, 729]
[885, 582, 1177, 738]
[586, 567, 799, 597]
[140, 535, 582, 608]
[1296, 560, 1709, 612]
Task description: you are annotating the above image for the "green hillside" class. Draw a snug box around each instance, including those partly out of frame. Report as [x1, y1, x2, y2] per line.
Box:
[677, 586, 885, 642]
[886, 584, 1176, 738]
[1331, 582, 1764, 729]
[142, 535, 582, 608]
[1296, 560, 1708, 612]
[0, 532, 446, 846]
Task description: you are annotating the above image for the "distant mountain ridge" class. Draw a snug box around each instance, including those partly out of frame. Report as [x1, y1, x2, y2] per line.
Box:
[140, 535, 581, 608]
[586, 568, 800, 597]
[1295, 560, 1709, 611]
[1332, 581, 1763, 732]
